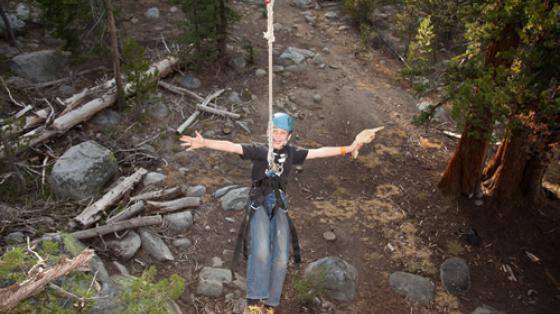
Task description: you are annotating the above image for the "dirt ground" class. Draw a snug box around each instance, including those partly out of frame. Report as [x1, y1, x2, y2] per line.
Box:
[4, 0, 560, 313]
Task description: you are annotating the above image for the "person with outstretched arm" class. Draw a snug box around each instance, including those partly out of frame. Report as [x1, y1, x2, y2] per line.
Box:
[179, 112, 366, 314]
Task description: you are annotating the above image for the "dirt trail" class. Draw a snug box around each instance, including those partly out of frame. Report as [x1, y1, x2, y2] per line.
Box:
[96, 1, 557, 313]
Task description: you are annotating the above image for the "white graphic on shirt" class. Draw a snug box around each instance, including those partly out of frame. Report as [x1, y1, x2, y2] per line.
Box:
[272, 152, 287, 176]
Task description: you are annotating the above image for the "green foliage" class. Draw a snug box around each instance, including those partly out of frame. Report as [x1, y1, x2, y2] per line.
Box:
[173, 0, 235, 66]
[121, 37, 158, 112]
[359, 23, 379, 48]
[293, 268, 328, 305]
[446, 240, 464, 255]
[404, 15, 435, 76]
[343, 0, 376, 25]
[241, 38, 256, 65]
[35, 0, 106, 55]
[117, 266, 186, 314]
[0, 247, 30, 282]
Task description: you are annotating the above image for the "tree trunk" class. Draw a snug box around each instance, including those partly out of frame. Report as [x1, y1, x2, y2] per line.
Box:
[438, 121, 492, 197]
[216, 0, 227, 58]
[484, 124, 559, 205]
[103, 0, 125, 106]
[0, 2, 16, 46]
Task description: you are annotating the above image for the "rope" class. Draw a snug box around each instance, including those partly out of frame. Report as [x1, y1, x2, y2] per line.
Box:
[264, 0, 278, 174]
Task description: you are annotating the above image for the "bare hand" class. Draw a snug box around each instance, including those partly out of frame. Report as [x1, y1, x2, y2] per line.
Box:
[179, 131, 205, 151]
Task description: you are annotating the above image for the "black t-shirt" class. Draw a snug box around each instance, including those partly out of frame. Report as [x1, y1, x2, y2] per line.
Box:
[241, 143, 308, 189]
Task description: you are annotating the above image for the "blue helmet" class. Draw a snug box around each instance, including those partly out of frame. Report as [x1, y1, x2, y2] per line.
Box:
[272, 112, 294, 133]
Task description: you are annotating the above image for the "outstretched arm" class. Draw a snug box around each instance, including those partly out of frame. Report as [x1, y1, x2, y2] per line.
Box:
[179, 131, 243, 155]
[306, 140, 363, 160]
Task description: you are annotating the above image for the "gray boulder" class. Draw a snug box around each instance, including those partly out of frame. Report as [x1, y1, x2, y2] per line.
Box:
[5, 231, 25, 244]
[440, 257, 471, 294]
[92, 109, 122, 128]
[214, 185, 239, 199]
[107, 231, 141, 261]
[172, 238, 192, 250]
[220, 187, 250, 211]
[292, 0, 313, 9]
[139, 228, 174, 261]
[178, 74, 201, 89]
[389, 272, 434, 305]
[164, 210, 193, 234]
[10, 50, 69, 83]
[145, 7, 160, 19]
[142, 172, 166, 186]
[279, 47, 314, 66]
[305, 256, 357, 302]
[0, 13, 25, 34]
[196, 267, 233, 297]
[186, 184, 206, 197]
[49, 140, 118, 200]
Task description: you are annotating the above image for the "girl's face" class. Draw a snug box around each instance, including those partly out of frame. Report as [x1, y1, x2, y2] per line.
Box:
[272, 128, 291, 150]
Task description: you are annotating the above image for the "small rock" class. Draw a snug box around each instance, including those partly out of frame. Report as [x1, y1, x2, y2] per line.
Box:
[440, 257, 471, 294]
[214, 185, 239, 199]
[220, 187, 250, 211]
[389, 272, 434, 305]
[139, 228, 174, 261]
[313, 94, 322, 103]
[211, 256, 224, 268]
[178, 74, 201, 90]
[324, 11, 338, 19]
[92, 109, 122, 128]
[16, 4, 31, 20]
[172, 238, 193, 250]
[338, 25, 350, 31]
[131, 17, 139, 24]
[5, 231, 26, 245]
[471, 305, 505, 314]
[231, 55, 247, 70]
[323, 231, 336, 242]
[142, 172, 166, 186]
[112, 261, 130, 276]
[145, 7, 160, 19]
[169, 6, 179, 13]
[225, 217, 236, 223]
[228, 91, 242, 105]
[164, 210, 193, 234]
[255, 68, 267, 77]
[186, 185, 206, 197]
[149, 103, 169, 119]
[58, 84, 75, 96]
[107, 231, 141, 261]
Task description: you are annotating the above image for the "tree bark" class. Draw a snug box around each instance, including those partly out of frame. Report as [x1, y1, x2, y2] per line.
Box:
[71, 215, 162, 239]
[0, 2, 16, 46]
[438, 121, 492, 197]
[103, 0, 125, 106]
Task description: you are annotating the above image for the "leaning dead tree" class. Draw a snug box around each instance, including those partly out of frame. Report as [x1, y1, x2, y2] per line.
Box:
[0, 2, 16, 46]
[0, 249, 95, 312]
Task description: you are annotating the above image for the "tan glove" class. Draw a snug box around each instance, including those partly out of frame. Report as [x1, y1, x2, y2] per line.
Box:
[352, 126, 385, 158]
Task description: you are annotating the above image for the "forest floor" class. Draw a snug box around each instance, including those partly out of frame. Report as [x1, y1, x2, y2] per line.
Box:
[2, 0, 560, 313]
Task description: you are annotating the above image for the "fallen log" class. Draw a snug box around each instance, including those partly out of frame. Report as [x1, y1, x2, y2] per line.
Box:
[1, 57, 178, 157]
[71, 215, 162, 240]
[2, 107, 51, 137]
[74, 168, 148, 227]
[106, 201, 145, 224]
[147, 197, 200, 214]
[0, 249, 95, 312]
[130, 186, 184, 202]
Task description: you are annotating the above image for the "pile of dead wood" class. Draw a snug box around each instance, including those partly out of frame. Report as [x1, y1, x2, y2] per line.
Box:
[69, 167, 202, 240]
[1, 56, 241, 158]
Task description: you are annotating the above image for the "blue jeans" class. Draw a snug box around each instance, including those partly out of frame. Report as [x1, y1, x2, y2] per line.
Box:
[246, 191, 291, 307]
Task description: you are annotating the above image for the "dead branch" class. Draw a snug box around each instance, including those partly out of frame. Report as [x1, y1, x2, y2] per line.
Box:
[103, 0, 125, 105]
[130, 186, 184, 202]
[147, 196, 201, 214]
[158, 80, 204, 102]
[31, 66, 107, 90]
[177, 110, 201, 134]
[106, 201, 145, 224]
[71, 215, 162, 239]
[74, 168, 148, 227]
[0, 249, 95, 312]
[0, 76, 25, 108]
